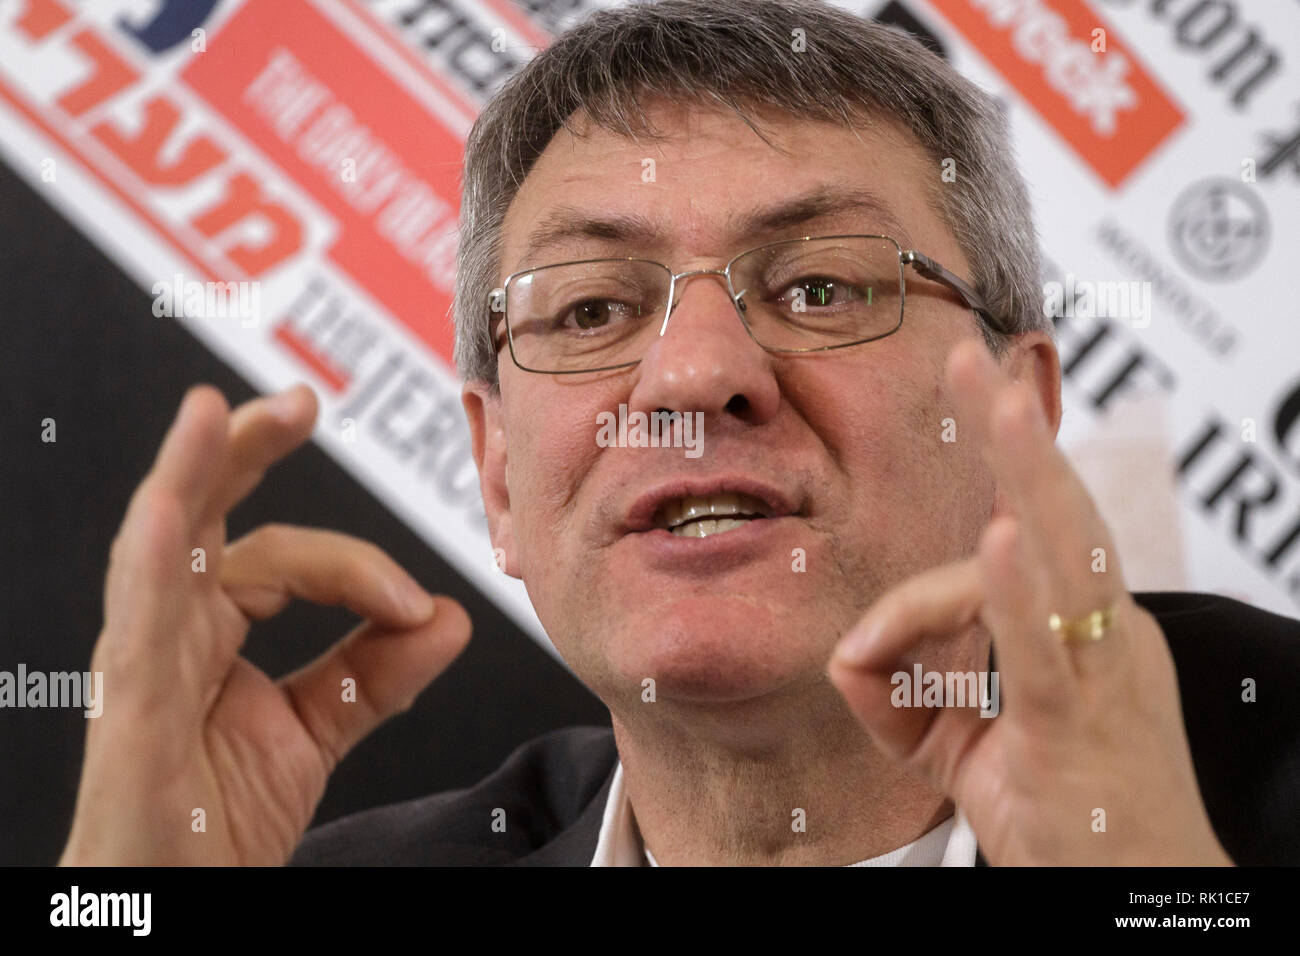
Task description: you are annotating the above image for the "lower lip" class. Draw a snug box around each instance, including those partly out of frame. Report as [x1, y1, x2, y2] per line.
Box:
[622, 517, 796, 568]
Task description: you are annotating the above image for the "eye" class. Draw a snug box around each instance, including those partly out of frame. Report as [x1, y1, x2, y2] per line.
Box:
[781, 276, 861, 309]
[560, 299, 643, 331]
[573, 300, 611, 329]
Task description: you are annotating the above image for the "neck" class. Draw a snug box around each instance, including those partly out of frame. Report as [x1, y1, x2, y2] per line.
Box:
[610, 687, 952, 866]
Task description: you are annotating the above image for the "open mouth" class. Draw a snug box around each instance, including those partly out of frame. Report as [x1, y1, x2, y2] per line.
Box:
[653, 492, 770, 539]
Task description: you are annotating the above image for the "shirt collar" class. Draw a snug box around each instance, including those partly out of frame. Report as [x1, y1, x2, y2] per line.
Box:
[591, 761, 978, 866]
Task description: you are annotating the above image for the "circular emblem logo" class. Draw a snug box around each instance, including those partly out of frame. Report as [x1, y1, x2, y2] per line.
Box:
[1168, 178, 1269, 282]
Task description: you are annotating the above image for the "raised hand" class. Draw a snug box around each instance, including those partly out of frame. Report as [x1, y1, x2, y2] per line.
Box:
[60, 385, 472, 865]
[828, 339, 1231, 866]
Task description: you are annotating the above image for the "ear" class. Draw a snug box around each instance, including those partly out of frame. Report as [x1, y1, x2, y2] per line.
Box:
[462, 380, 521, 578]
[999, 330, 1062, 440]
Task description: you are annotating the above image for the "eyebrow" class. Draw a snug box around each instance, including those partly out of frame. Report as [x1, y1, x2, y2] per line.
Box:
[514, 184, 914, 269]
[731, 185, 913, 246]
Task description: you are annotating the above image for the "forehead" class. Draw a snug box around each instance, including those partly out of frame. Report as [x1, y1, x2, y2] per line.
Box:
[499, 99, 945, 275]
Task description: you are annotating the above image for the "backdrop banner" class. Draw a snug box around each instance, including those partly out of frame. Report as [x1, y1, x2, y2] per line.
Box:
[1, 0, 1297, 640]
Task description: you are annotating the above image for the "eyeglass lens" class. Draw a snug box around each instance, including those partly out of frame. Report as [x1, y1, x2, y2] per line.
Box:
[504, 236, 904, 372]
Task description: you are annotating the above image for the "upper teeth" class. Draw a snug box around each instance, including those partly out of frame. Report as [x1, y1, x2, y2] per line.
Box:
[656, 493, 767, 537]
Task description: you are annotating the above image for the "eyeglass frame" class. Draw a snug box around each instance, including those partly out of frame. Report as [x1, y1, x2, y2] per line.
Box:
[488, 233, 1004, 375]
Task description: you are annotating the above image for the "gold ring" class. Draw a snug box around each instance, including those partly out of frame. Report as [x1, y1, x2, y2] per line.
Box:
[1048, 603, 1118, 643]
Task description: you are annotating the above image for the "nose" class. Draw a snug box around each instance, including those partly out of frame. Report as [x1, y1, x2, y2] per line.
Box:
[628, 268, 781, 426]
[657, 269, 745, 332]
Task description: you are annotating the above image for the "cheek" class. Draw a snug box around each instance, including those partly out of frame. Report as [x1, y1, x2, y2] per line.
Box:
[815, 364, 945, 482]
[820, 362, 990, 553]
[505, 395, 600, 567]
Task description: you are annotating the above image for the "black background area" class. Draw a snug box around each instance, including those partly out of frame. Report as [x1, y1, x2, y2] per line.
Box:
[0, 159, 610, 866]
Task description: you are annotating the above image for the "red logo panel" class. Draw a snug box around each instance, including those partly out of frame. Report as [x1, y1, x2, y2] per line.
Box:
[930, 0, 1185, 187]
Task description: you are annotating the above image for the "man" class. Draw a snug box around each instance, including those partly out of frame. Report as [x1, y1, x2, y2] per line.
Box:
[59, 0, 1300, 867]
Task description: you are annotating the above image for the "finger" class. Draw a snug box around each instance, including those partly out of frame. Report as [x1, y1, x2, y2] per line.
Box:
[985, 511, 1137, 686]
[280, 597, 473, 772]
[832, 653, 989, 789]
[977, 514, 1075, 704]
[993, 378, 1122, 606]
[203, 384, 319, 523]
[828, 563, 993, 793]
[831, 558, 983, 672]
[948, 340, 1125, 613]
[129, 385, 231, 530]
[943, 339, 1002, 452]
[101, 387, 231, 659]
[221, 525, 438, 629]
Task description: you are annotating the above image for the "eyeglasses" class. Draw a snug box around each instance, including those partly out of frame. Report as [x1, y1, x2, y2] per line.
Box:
[489, 234, 1001, 374]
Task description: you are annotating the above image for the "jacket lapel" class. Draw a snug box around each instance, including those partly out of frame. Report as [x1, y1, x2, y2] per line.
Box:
[513, 762, 617, 866]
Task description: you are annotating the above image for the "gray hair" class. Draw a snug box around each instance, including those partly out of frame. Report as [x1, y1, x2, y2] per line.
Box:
[453, 0, 1047, 385]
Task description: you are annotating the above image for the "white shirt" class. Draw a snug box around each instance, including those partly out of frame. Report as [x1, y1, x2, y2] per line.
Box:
[591, 761, 979, 866]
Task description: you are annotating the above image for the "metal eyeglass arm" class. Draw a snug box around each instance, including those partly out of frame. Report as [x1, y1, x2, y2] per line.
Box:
[902, 250, 1004, 333]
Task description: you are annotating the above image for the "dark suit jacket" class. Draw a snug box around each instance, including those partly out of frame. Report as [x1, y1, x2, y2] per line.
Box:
[290, 591, 1300, 866]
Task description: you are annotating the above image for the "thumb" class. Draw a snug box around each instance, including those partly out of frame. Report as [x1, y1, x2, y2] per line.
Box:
[278, 597, 472, 772]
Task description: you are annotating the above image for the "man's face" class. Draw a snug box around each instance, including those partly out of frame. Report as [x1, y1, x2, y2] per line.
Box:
[466, 100, 1007, 720]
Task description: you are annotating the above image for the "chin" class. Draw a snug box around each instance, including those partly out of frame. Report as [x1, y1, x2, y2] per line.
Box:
[599, 594, 820, 704]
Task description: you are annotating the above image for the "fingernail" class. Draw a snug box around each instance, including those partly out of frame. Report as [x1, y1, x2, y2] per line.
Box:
[266, 388, 302, 422]
[834, 626, 877, 668]
[397, 580, 436, 621]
